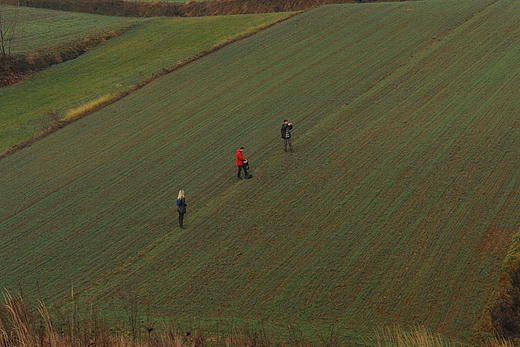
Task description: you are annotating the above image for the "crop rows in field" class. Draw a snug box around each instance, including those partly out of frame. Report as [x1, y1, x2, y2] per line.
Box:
[1, 0, 520, 343]
[0, 11, 291, 154]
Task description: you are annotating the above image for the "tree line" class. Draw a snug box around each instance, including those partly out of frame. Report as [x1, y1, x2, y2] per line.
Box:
[0, 0, 406, 18]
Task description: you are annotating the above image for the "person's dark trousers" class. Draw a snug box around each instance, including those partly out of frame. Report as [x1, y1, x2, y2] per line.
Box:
[237, 165, 248, 178]
[178, 213, 185, 228]
[284, 138, 293, 151]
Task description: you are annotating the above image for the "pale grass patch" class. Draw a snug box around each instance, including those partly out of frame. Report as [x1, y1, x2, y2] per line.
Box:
[484, 336, 516, 347]
[62, 93, 114, 122]
[374, 326, 515, 347]
[375, 326, 463, 347]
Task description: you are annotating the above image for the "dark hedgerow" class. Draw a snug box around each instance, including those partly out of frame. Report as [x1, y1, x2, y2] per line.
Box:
[0, 0, 407, 18]
[478, 233, 520, 342]
[0, 29, 125, 87]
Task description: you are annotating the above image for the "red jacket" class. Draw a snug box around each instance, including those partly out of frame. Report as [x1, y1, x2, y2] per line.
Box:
[235, 149, 246, 166]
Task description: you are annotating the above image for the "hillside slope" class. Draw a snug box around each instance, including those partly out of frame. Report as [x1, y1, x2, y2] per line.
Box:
[1, 0, 519, 343]
[0, 11, 291, 154]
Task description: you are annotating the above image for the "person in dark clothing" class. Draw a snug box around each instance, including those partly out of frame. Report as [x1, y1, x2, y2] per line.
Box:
[281, 120, 293, 152]
[177, 190, 187, 229]
[235, 146, 249, 179]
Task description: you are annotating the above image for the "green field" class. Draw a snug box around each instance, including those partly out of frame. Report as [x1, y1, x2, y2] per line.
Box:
[0, 5, 142, 53]
[0, 10, 291, 154]
[1, 0, 520, 344]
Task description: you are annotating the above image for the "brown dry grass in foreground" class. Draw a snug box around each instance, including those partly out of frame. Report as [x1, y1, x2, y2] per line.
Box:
[0, 291, 515, 347]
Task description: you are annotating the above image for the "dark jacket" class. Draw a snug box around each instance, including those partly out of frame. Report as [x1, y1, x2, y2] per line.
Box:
[281, 123, 293, 139]
[177, 197, 187, 214]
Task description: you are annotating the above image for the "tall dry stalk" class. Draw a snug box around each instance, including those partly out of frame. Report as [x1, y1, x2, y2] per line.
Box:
[4, 291, 35, 347]
[375, 326, 462, 347]
[5, 293, 516, 347]
[0, 3, 20, 72]
[484, 336, 516, 347]
[37, 301, 59, 347]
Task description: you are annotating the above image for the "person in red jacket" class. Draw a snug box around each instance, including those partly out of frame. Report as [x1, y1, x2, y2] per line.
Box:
[235, 146, 249, 179]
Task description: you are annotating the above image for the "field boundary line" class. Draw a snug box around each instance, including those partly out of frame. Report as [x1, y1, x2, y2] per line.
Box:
[0, 10, 303, 162]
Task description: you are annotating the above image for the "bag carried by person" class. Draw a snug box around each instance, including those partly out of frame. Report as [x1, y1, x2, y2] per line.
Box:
[176, 198, 182, 206]
[243, 160, 252, 178]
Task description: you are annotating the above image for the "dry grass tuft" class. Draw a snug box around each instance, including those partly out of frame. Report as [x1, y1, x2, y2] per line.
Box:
[0, 292, 515, 347]
[62, 94, 115, 122]
[375, 326, 463, 347]
[484, 336, 516, 347]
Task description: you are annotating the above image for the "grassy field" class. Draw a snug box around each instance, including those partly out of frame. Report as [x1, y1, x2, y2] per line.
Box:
[1, 0, 519, 344]
[0, 10, 292, 154]
[0, 5, 142, 53]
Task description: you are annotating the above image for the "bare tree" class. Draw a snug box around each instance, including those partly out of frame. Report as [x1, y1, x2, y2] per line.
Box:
[0, 3, 20, 74]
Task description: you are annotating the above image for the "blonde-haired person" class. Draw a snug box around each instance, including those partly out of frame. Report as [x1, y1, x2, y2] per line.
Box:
[176, 190, 188, 229]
